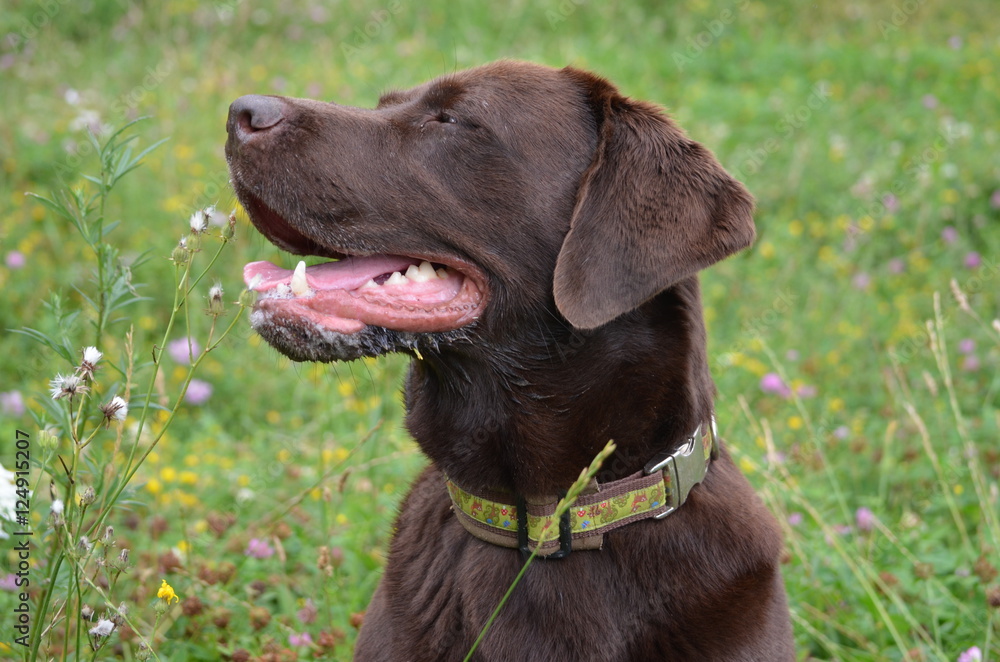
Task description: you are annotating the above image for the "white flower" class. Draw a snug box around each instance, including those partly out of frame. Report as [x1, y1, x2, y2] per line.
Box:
[51, 499, 64, 515]
[100, 396, 129, 424]
[204, 205, 228, 227]
[78, 346, 103, 380]
[189, 209, 208, 233]
[50, 374, 87, 400]
[89, 619, 115, 637]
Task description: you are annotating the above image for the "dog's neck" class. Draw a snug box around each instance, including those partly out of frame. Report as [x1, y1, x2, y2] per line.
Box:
[404, 278, 716, 497]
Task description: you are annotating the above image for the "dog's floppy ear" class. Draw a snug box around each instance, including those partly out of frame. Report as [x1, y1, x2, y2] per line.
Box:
[553, 69, 756, 330]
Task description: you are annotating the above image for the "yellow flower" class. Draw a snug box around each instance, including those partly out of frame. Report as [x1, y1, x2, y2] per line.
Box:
[157, 579, 179, 604]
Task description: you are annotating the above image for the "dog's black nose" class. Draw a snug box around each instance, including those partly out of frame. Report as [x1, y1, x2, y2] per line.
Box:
[227, 95, 286, 142]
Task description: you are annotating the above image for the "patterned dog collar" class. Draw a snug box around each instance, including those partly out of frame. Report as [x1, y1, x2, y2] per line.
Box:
[446, 417, 717, 558]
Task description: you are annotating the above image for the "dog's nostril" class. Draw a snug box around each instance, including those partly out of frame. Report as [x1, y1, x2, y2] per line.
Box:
[228, 95, 286, 139]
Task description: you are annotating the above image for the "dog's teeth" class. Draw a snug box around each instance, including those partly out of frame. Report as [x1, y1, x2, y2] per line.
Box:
[435, 268, 448, 280]
[360, 278, 378, 289]
[386, 271, 408, 285]
[290, 260, 309, 296]
[406, 262, 435, 283]
[418, 261, 437, 281]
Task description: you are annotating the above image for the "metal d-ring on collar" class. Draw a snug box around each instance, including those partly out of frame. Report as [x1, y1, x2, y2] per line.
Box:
[643, 415, 718, 519]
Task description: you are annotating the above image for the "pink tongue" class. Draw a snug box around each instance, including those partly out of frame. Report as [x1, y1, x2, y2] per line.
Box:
[244, 255, 418, 291]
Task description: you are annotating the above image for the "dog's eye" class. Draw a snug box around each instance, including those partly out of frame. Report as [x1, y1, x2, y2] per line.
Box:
[435, 112, 457, 124]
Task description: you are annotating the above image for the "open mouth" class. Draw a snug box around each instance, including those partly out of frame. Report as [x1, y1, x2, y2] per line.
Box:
[233, 180, 488, 361]
[243, 254, 484, 336]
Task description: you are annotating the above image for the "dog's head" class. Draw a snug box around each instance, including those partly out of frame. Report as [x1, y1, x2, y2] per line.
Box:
[226, 61, 754, 363]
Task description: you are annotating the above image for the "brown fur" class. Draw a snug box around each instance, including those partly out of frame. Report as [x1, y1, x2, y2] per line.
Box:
[226, 60, 794, 661]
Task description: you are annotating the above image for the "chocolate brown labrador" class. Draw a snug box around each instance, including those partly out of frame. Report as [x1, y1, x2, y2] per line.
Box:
[226, 60, 794, 661]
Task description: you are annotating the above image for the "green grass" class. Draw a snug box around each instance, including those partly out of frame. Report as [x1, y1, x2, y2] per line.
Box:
[1, 0, 998, 659]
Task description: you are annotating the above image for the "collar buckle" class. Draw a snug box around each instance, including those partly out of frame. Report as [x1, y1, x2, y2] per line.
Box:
[643, 415, 717, 519]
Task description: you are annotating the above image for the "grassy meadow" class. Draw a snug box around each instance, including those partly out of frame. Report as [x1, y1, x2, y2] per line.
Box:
[1, 0, 998, 659]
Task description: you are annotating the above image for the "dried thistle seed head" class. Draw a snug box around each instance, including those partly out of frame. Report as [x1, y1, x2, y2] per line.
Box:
[112, 602, 128, 627]
[80, 486, 97, 505]
[223, 211, 237, 240]
[78, 346, 103, 381]
[208, 282, 225, 316]
[100, 396, 129, 425]
[88, 618, 115, 638]
[189, 209, 208, 234]
[50, 373, 88, 401]
[81, 605, 94, 620]
[103, 525, 115, 543]
[171, 236, 192, 266]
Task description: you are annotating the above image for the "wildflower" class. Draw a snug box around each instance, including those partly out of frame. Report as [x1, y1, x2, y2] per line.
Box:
[223, 211, 237, 240]
[207, 282, 225, 316]
[189, 209, 208, 234]
[958, 339, 975, 354]
[0, 574, 18, 591]
[962, 356, 980, 372]
[957, 646, 981, 662]
[760, 373, 791, 398]
[941, 226, 958, 243]
[948, 35, 962, 49]
[991, 190, 1000, 210]
[882, 194, 898, 213]
[111, 602, 129, 627]
[4, 251, 26, 269]
[78, 346, 102, 380]
[100, 396, 128, 425]
[238, 285, 258, 308]
[297, 598, 318, 624]
[921, 94, 938, 109]
[171, 236, 192, 266]
[964, 252, 982, 269]
[157, 579, 180, 604]
[184, 379, 213, 405]
[0, 391, 25, 416]
[851, 272, 870, 290]
[111, 548, 130, 572]
[204, 205, 228, 227]
[88, 619, 115, 638]
[50, 373, 87, 401]
[887, 258, 905, 274]
[168, 336, 201, 364]
[245, 537, 275, 559]
[855, 507, 875, 532]
[787, 512, 803, 527]
[289, 632, 313, 647]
